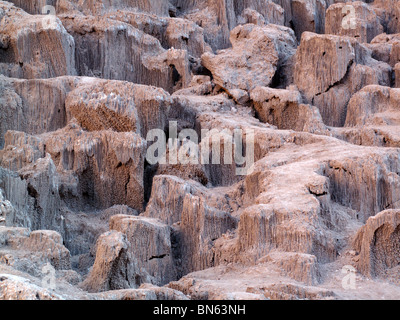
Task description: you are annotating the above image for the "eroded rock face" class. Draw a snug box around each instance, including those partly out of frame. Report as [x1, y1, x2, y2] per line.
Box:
[330, 85, 400, 147]
[65, 78, 173, 137]
[1, 123, 146, 212]
[0, 2, 76, 79]
[324, 153, 400, 223]
[354, 210, 400, 278]
[103, 11, 209, 59]
[0, 75, 175, 149]
[0, 274, 62, 300]
[238, 6, 284, 27]
[294, 32, 391, 126]
[291, 0, 327, 40]
[80, 230, 139, 292]
[325, 1, 384, 43]
[0, 189, 15, 226]
[7, 230, 71, 270]
[179, 194, 237, 275]
[0, 226, 71, 280]
[261, 252, 321, 286]
[60, 14, 190, 93]
[250, 86, 327, 133]
[175, 0, 288, 51]
[109, 215, 178, 286]
[7, 0, 171, 16]
[91, 283, 189, 300]
[372, 0, 400, 34]
[202, 23, 296, 99]
[396, 63, 400, 87]
[0, 144, 62, 232]
[345, 85, 400, 127]
[2, 0, 400, 301]
[143, 175, 205, 225]
[45, 125, 146, 212]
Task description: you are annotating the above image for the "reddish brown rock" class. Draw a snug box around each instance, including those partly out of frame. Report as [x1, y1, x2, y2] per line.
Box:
[250, 86, 327, 134]
[65, 78, 172, 137]
[372, 0, 400, 34]
[80, 230, 140, 292]
[370, 33, 400, 67]
[109, 215, 178, 286]
[396, 63, 400, 88]
[291, 0, 327, 40]
[0, 76, 77, 149]
[0, 2, 76, 79]
[353, 210, 400, 278]
[202, 23, 296, 98]
[294, 32, 391, 126]
[60, 14, 190, 93]
[41, 123, 146, 212]
[345, 85, 400, 127]
[2, 0, 400, 301]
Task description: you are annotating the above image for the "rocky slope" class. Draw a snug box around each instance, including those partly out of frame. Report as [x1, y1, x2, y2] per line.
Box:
[1, 0, 400, 300]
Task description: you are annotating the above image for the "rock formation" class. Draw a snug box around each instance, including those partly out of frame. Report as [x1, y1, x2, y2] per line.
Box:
[1, 0, 400, 301]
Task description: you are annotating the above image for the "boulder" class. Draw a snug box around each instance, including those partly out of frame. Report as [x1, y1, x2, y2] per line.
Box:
[353, 210, 400, 278]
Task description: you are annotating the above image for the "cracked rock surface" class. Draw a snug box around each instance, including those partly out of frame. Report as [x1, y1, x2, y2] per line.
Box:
[1, 0, 400, 300]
